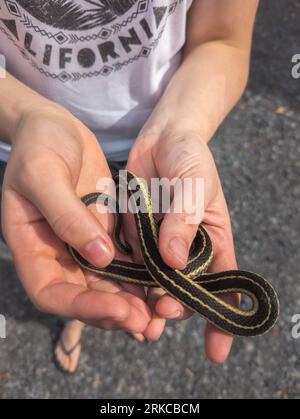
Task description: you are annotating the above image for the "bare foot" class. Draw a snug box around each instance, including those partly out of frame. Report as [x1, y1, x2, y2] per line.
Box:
[55, 320, 84, 373]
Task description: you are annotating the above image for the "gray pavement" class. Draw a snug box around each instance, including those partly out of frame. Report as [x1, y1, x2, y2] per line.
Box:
[0, 0, 300, 399]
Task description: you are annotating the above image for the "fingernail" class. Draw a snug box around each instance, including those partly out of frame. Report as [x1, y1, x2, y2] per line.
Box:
[168, 237, 188, 267]
[167, 311, 182, 319]
[84, 238, 113, 267]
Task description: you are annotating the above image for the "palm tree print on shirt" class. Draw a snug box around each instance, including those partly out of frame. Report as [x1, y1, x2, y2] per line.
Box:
[14, 0, 139, 30]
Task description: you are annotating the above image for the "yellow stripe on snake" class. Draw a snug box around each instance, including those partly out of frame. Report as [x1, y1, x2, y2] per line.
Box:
[68, 171, 280, 337]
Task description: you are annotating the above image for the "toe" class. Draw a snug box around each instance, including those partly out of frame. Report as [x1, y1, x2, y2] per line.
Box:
[132, 333, 145, 342]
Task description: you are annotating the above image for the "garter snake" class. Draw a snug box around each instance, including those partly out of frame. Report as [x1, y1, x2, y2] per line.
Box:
[68, 171, 280, 337]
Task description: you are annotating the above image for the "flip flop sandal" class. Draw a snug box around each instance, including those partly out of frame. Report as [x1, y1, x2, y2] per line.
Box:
[55, 337, 81, 374]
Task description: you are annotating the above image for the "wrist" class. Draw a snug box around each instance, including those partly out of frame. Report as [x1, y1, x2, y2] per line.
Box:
[10, 103, 91, 162]
[137, 123, 209, 169]
[140, 104, 211, 147]
[10, 101, 67, 145]
[0, 72, 68, 144]
[140, 120, 209, 149]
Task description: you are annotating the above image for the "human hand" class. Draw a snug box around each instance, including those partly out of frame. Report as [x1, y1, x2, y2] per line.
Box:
[125, 128, 238, 363]
[2, 105, 151, 333]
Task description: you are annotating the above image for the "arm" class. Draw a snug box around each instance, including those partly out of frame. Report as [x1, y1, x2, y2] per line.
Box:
[0, 71, 57, 142]
[0, 72, 151, 333]
[127, 0, 259, 361]
[141, 0, 259, 142]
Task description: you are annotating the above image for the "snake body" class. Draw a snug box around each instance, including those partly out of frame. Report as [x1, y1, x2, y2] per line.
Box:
[68, 171, 280, 337]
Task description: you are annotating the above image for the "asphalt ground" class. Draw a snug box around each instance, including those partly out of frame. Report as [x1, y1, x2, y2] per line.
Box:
[0, 0, 299, 399]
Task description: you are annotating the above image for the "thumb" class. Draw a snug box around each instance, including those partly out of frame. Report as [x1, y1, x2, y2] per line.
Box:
[158, 169, 216, 270]
[16, 159, 115, 267]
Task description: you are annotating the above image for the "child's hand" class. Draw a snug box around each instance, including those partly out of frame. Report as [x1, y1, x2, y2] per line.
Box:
[125, 130, 238, 363]
[2, 106, 151, 333]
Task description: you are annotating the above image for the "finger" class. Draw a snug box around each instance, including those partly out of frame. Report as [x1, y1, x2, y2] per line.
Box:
[86, 273, 151, 333]
[113, 290, 151, 333]
[205, 293, 239, 364]
[119, 284, 152, 334]
[158, 170, 216, 270]
[86, 289, 151, 333]
[203, 192, 238, 279]
[203, 194, 239, 364]
[21, 253, 131, 322]
[121, 283, 147, 301]
[156, 168, 216, 317]
[89, 280, 151, 333]
[8, 160, 115, 268]
[155, 294, 193, 321]
[143, 288, 166, 341]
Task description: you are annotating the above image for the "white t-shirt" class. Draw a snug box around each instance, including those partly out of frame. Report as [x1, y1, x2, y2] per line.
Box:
[0, 0, 193, 161]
